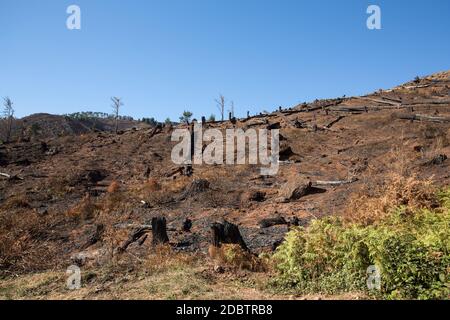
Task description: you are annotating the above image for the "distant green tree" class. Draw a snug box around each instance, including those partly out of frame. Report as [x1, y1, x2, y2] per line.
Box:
[179, 110, 193, 124]
[142, 117, 158, 126]
[208, 114, 216, 122]
[165, 118, 172, 125]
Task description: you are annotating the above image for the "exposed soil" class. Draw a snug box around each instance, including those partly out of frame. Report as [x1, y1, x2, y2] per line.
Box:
[0, 71, 449, 299]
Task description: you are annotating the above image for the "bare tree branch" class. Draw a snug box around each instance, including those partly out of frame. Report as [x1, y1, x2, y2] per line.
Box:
[2, 97, 15, 143]
[111, 97, 123, 134]
[215, 95, 225, 121]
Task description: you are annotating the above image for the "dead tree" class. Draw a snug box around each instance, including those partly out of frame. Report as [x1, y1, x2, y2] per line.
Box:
[111, 97, 123, 134]
[229, 100, 235, 119]
[2, 97, 14, 143]
[215, 95, 225, 121]
[152, 217, 169, 246]
[210, 221, 248, 251]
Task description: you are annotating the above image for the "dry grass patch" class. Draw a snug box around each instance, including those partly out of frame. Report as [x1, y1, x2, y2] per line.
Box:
[209, 244, 268, 272]
[345, 173, 439, 225]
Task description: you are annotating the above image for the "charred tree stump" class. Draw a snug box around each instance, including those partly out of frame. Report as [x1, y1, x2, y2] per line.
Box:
[210, 223, 224, 248]
[152, 217, 169, 246]
[259, 217, 287, 229]
[182, 218, 192, 232]
[210, 221, 249, 251]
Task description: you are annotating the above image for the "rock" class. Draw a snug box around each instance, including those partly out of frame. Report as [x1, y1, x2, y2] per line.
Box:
[214, 265, 225, 273]
[36, 207, 48, 216]
[279, 178, 312, 201]
[45, 147, 58, 156]
[70, 252, 89, 266]
[279, 145, 301, 162]
[70, 248, 104, 267]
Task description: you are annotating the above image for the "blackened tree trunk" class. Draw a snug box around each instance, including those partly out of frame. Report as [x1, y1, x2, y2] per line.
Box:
[223, 221, 248, 251]
[210, 223, 224, 248]
[152, 217, 169, 246]
[210, 221, 248, 251]
[182, 218, 192, 232]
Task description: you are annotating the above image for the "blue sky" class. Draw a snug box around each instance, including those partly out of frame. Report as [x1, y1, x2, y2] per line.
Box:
[1, 0, 449, 120]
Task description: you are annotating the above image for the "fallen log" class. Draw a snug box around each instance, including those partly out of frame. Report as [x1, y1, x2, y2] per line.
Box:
[325, 116, 345, 128]
[380, 96, 402, 104]
[0, 172, 24, 180]
[328, 106, 366, 113]
[313, 178, 358, 186]
[165, 166, 183, 178]
[360, 97, 400, 106]
[394, 113, 450, 123]
[119, 226, 151, 252]
[403, 84, 430, 90]
[402, 100, 450, 106]
[113, 223, 177, 232]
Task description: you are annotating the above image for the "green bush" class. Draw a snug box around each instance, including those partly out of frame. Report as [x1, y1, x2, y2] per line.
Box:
[272, 189, 450, 299]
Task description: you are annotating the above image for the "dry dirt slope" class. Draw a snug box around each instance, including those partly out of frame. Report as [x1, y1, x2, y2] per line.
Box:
[0, 71, 449, 299]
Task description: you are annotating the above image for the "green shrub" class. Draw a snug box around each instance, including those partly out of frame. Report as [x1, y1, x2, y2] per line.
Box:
[272, 189, 450, 299]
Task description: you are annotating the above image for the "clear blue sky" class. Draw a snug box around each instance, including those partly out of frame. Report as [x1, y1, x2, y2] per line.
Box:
[1, 0, 449, 120]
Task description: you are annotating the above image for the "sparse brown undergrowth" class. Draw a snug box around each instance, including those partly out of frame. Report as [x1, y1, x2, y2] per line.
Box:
[346, 173, 439, 225]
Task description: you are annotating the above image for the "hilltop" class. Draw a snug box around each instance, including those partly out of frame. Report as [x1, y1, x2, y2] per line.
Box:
[0, 112, 151, 142]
